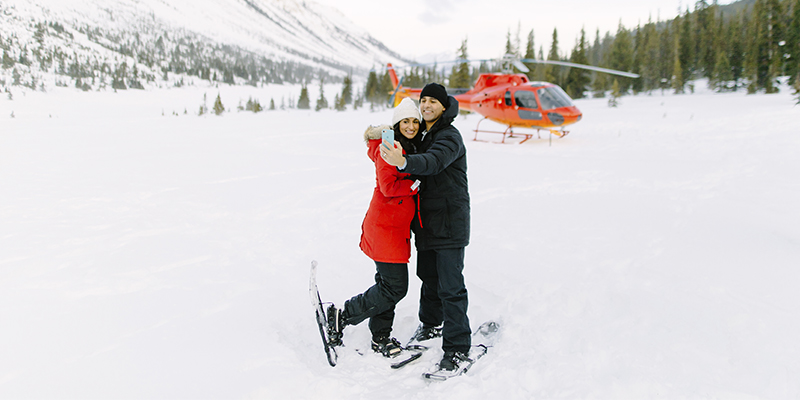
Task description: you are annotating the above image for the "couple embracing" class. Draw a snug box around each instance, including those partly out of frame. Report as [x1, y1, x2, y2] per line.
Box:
[325, 83, 472, 373]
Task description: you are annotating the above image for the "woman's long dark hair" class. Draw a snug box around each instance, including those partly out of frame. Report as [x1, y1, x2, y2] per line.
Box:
[393, 121, 422, 155]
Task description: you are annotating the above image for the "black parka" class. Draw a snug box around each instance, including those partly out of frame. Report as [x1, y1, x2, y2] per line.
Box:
[404, 96, 470, 251]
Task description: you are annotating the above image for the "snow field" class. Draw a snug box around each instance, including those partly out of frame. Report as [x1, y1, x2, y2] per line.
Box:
[1, 82, 799, 399]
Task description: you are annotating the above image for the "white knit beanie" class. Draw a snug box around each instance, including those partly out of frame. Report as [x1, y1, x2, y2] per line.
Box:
[391, 98, 421, 126]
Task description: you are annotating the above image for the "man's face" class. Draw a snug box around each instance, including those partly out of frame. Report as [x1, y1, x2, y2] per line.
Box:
[420, 96, 445, 123]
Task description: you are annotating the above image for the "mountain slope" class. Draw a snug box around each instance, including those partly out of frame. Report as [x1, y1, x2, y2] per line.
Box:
[0, 0, 407, 90]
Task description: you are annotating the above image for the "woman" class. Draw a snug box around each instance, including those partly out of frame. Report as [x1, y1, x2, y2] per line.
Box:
[325, 97, 422, 357]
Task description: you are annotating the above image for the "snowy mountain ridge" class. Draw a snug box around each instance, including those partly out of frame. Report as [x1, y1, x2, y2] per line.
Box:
[0, 0, 408, 90]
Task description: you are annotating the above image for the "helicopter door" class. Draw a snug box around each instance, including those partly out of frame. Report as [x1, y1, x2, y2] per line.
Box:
[514, 90, 542, 121]
[502, 90, 517, 123]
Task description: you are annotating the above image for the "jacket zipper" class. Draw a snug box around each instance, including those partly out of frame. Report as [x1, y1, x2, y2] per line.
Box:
[415, 192, 423, 229]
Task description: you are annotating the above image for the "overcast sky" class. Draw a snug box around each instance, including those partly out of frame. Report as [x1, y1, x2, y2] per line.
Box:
[314, 0, 735, 63]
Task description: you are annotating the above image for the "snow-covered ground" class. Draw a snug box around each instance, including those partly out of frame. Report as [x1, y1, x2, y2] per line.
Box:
[1, 82, 799, 399]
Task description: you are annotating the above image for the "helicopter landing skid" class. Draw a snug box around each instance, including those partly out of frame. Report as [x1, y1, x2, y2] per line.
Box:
[473, 119, 568, 144]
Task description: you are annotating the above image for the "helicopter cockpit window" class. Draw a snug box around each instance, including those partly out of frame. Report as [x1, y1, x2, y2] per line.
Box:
[514, 91, 538, 109]
[537, 86, 574, 110]
[504, 91, 512, 106]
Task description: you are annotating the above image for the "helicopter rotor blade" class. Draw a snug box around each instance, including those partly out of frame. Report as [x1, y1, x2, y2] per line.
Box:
[512, 60, 530, 73]
[519, 59, 640, 78]
[379, 56, 639, 81]
[385, 59, 496, 71]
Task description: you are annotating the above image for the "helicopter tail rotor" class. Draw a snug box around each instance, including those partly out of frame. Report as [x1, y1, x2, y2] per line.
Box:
[388, 76, 405, 108]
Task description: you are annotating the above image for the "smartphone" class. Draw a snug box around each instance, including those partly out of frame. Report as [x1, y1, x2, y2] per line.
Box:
[381, 128, 394, 150]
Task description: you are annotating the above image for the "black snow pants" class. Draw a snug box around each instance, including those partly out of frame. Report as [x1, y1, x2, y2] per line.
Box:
[417, 247, 471, 353]
[342, 262, 408, 339]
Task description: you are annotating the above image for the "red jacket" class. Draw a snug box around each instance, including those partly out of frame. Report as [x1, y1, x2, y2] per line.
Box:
[359, 127, 418, 263]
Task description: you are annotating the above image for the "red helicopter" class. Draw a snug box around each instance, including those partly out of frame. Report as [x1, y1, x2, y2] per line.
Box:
[386, 56, 639, 143]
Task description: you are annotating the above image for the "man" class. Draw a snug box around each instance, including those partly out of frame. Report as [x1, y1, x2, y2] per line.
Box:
[382, 83, 471, 372]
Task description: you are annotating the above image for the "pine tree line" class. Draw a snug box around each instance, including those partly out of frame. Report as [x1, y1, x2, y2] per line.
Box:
[293, 72, 361, 112]
[378, 0, 799, 103]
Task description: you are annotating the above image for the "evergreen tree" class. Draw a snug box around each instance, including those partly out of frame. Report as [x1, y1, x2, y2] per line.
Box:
[17, 47, 30, 66]
[608, 78, 621, 107]
[112, 62, 127, 90]
[378, 71, 393, 105]
[643, 20, 661, 92]
[245, 97, 263, 112]
[524, 29, 536, 80]
[334, 93, 346, 111]
[788, 0, 800, 86]
[746, 0, 784, 93]
[694, 0, 718, 79]
[679, 7, 695, 83]
[199, 93, 208, 115]
[764, 0, 784, 93]
[631, 23, 644, 94]
[546, 28, 561, 84]
[673, 50, 685, 93]
[213, 93, 225, 115]
[269, 98, 275, 110]
[341, 74, 353, 104]
[365, 70, 379, 105]
[315, 78, 328, 111]
[525, 29, 535, 58]
[712, 12, 733, 91]
[713, 47, 733, 90]
[793, 78, 800, 104]
[565, 28, 590, 98]
[404, 67, 423, 88]
[504, 29, 515, 56]
[608, 22, 634, 94]
[297, 84, 310, 109]
[450, 38, 471, 88]
[534, 47, 547, 81]
[746, 0, 768, 93]
[744, 1, 760, 93]
[354, 89, 364, 110]
[589, 28, 602, 66]
[33, 23, 46, 46]
[593, 70, 608, 97]
[729, 11, 746, 89]
[2, 49, 14, 69]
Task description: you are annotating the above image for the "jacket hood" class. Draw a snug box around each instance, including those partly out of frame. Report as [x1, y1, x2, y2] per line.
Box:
[428, 96, 459, 133]
[364, 124, 391, 163]
[364, 124, 392, 144]
[443, 96, 459, 121]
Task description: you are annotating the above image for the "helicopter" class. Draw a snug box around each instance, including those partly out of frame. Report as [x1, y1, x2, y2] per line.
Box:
[386, 56, 639, 143]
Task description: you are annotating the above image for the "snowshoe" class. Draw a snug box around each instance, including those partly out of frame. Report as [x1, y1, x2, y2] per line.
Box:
[371, 336, 403, 358]
[309, 261, 338, 367]
[326, 304, 345, 347]
[407, 323, 443, 345]
[421, 320, 501, 381]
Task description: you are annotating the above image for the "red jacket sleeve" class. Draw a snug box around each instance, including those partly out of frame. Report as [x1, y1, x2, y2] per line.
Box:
[376, 152, 418, 197]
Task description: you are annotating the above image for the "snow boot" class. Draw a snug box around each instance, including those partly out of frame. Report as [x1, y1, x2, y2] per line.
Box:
[408, 323, 443, 344]
[326, 304, 345, 347]
[438, 350, 472, 371]
[371, 336, 403, 358]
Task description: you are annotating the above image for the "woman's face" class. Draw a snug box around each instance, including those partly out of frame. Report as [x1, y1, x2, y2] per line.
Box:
[398, 118, 420, 139]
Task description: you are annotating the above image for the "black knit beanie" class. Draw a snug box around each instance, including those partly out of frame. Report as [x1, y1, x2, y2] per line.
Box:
[420, 83, 449, 108]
